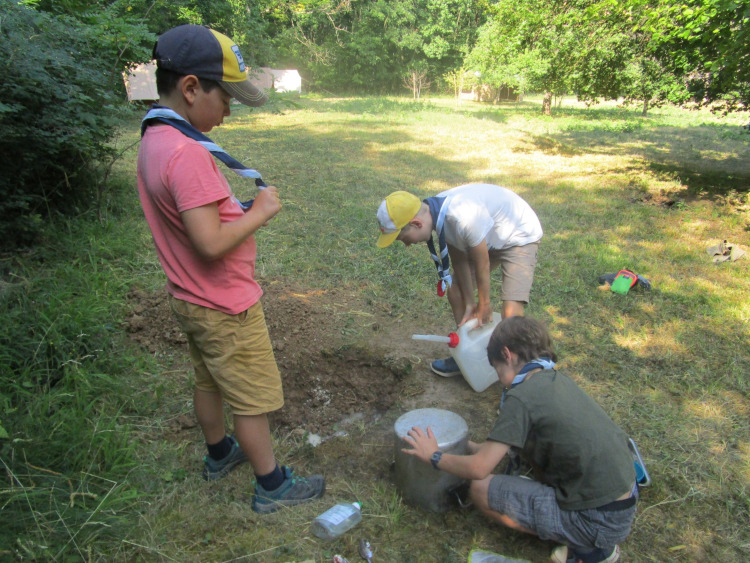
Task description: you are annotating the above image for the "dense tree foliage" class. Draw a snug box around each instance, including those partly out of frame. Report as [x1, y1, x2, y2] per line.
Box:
[639, 0, 750, 111]
[0, 0, 152, 248]
[465, 0, 699, 115]
[264, 0, 485, 93]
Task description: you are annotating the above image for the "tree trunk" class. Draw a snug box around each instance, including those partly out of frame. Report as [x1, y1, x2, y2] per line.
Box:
[642, 97, 649, 116]
[542, 92, 552, 115]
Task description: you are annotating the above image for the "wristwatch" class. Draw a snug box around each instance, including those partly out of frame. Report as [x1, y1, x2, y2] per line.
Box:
[430, 450, 443, 470]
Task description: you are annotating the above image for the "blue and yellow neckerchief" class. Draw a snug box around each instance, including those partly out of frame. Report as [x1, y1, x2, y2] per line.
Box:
[141, 104, 266, 209]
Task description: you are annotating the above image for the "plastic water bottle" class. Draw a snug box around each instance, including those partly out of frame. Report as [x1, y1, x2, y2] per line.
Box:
[311, 502, 362, 540]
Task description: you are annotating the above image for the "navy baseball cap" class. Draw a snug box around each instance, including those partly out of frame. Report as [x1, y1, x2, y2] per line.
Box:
[153, 24, 268, 107]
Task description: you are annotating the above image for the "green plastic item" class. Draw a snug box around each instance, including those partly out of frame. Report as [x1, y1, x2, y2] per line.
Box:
[610, 269, 638, 295]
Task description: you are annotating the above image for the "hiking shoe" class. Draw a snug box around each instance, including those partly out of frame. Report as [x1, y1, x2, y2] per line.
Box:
[550, 545, 620, 563]
[431, 357, 461, 377]
[202, 436, 247, 481]
[252, 465, 325, 514]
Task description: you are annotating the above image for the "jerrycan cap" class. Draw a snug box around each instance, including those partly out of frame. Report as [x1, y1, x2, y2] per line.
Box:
[447, 333, 459, 348]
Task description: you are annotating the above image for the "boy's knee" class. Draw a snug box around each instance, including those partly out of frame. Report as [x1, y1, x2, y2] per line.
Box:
[501, 300, 525, 318]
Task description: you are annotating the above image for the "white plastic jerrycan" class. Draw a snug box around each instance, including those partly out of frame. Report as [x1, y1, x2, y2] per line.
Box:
[450, 313, 502, 392]
[413, 312, 502, 392]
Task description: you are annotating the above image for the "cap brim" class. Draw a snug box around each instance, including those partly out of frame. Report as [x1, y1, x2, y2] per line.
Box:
[376, 230, 400, 248]
[221, 80, 268, 107]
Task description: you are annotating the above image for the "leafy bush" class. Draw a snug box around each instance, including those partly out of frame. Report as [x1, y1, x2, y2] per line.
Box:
[0, 1, 150, 250]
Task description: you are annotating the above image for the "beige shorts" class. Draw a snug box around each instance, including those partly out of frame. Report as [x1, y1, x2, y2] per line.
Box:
[168, 295, 284, 416]
[488, 242, 539, 303]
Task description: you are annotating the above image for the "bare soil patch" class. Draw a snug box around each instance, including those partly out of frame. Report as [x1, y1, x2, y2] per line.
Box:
[123, 279, 479, 437]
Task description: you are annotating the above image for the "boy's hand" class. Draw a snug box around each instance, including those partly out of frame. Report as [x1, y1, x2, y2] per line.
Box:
[401, 426, 439, 464]
[476, 302, 494, 326]
[458, 304, 477, 327]
[458, 303, 493, 327]
[251, 185, 281, 224]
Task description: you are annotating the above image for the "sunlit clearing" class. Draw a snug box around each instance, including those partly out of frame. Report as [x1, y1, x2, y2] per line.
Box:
[613, 323, 685, 358]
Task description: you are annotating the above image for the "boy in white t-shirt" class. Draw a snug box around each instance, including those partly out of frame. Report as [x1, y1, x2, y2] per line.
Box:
[376, 183, 542, 377]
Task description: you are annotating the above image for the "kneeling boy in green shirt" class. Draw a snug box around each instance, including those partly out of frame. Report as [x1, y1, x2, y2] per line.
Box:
[402, 317, 636, 563]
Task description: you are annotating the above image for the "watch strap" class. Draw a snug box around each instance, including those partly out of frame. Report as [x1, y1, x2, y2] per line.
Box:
[430, 450, 443, 470]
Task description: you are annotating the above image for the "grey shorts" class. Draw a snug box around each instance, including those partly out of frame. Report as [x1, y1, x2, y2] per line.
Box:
[488, 242, 539, 303]
[487, 475, 636, 552]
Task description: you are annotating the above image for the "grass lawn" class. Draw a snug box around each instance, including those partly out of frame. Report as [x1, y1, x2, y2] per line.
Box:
[2, 94, 748, 562]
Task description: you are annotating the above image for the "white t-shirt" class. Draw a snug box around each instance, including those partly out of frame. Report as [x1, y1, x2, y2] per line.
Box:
[437, 183, 542, 251]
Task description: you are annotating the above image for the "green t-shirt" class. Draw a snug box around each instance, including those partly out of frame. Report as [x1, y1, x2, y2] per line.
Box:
[488, 369, 635, 511]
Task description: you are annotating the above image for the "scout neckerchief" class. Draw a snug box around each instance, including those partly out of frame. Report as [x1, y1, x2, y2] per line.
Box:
[425, 196, 453, 296]
[499, 357, 556, 408]
[141, 104, 266, 209]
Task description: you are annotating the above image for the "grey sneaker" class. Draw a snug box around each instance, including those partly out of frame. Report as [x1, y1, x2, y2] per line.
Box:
[202, 436, 248, 481]
[252, 465, 326, 514]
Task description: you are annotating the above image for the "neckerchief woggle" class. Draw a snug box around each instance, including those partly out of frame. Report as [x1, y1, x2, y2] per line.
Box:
[425, 196, 453, 296]
[499, 357, 556, 408]
[141, 105, 265, 210]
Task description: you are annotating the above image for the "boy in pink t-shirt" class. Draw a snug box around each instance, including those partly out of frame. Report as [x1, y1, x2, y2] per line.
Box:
[137, 24, 324, 513]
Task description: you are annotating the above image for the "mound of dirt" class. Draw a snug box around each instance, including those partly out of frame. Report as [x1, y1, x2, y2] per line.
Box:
[124, 280, 415, 435]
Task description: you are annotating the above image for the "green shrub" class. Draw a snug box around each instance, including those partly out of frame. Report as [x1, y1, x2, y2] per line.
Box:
[0, 1, 150, 250]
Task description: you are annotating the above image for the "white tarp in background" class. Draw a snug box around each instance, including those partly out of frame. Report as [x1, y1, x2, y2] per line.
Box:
[123, 62, 158, 102]
[122, 63, 301, 102]
[264, 68, 302, 93]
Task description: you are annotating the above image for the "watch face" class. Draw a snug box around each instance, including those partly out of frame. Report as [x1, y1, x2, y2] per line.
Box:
[431, 451, 442, 468]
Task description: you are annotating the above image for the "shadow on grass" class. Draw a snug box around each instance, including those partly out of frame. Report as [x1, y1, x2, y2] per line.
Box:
[648, 162, 750, 196]
[255, 97, 749, 201]
[549, 122, 750, 198]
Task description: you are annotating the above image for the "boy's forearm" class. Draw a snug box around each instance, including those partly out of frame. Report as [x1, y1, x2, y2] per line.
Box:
[455, 241, 492, 323]
[182, 206, 268, 259]
[434, 452, 490, 481]
[469, 242, 491, 307]
[181, 187, 281, 259]
[448, 247, 474, 304]
[435, 441, 510, 480]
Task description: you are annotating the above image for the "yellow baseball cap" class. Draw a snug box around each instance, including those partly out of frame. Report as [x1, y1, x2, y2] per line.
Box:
[376, 191, 422, 248]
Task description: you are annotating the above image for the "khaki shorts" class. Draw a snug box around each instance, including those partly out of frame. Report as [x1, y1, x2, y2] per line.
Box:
[168, 295, 284, 416]
[488, 242, 539, 303]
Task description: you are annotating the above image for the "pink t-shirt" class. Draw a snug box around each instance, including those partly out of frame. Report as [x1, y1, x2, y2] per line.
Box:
[137, 125, 262, 314]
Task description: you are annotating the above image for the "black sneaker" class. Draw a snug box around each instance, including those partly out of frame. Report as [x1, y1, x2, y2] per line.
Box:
[252, 466, 325, 514]
[202, 436, 248, 481]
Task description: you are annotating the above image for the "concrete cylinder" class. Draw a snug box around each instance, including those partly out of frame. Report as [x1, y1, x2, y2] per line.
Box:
[394, 408, 469, 512]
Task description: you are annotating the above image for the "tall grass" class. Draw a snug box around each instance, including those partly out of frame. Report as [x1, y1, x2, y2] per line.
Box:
[0, 178, 157, 559]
